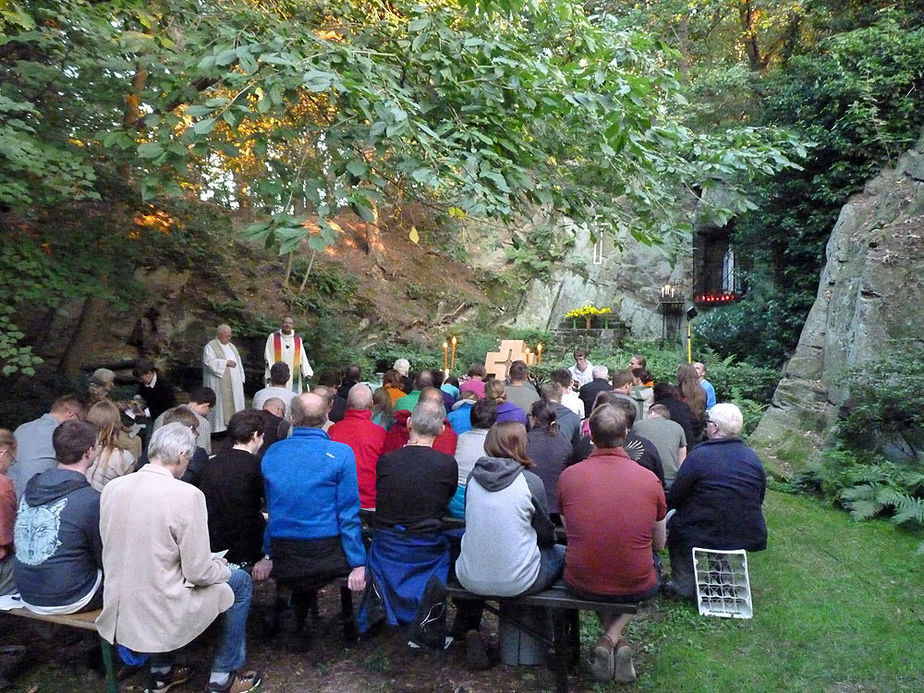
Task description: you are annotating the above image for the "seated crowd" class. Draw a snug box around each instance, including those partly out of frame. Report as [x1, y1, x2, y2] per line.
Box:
[0, 350, 766, 687]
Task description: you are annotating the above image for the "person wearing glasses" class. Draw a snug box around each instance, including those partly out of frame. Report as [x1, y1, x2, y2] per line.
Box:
[664, 403, 767, 601]
[0, 429, 18, 595]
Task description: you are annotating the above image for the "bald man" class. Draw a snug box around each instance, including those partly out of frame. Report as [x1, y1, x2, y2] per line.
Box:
[254, 393, 365, 616]
[203, 324, 245, 433]
[329, 384, 386, 510]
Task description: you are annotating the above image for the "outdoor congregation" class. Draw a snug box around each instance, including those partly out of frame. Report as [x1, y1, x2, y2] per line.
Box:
[0, 316, 768, 691]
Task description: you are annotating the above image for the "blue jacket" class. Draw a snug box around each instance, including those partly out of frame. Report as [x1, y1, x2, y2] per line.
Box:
[667, 437, 767, 551]
[261, 427, 365, 567]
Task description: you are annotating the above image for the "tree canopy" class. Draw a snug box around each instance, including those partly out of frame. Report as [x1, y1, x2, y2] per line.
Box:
[1, 0, 811, 374]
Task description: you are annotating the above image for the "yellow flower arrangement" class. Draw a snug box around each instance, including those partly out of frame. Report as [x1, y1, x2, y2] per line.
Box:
[565, 304, 612, 319]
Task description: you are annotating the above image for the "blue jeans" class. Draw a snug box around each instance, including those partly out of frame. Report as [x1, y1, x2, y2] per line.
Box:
[212, 568, 252, 673]
[149, 568, 252, 674]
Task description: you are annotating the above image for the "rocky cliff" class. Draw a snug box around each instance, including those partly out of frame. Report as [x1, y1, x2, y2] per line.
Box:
[752, 132, 924, 475]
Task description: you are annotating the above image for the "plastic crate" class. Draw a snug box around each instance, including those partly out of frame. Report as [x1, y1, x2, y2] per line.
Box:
[692, 548, 752, 619]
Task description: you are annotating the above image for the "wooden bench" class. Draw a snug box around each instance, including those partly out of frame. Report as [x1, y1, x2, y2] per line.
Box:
[445, 580, 638, 693]
[3, 606, 117, 693]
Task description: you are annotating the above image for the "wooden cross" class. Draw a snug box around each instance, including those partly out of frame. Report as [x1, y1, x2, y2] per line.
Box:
[484, 340, 530, 380]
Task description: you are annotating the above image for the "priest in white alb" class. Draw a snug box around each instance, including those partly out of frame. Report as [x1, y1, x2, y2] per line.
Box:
[202, 324, 245, 434]
[263, 316, 313, 393]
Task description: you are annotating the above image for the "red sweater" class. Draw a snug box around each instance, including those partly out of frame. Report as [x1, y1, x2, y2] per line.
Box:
[382, 410, 459, 457]
[328, 409, 386, 509]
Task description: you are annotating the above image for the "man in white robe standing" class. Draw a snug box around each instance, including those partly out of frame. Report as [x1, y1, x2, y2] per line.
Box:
[263, 316, 313, 393]
[203, 325, 245, 434]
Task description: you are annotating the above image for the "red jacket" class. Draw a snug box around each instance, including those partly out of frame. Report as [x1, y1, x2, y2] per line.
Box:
[382, 410, 459, 457]
[328, 409, 386, 509]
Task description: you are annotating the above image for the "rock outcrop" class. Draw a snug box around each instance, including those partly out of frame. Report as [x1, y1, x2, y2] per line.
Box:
[752, 132, 924, 475]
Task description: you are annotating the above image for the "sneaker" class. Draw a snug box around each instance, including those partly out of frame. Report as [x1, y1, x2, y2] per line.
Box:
[589, 634, 614, 682]
[207, 670, 262, 692]
[465, 630, 491, 670]
[146, 665, 192, 693]
[613, 638, 636, 684]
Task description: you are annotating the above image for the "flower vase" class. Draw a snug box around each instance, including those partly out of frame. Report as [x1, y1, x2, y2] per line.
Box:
[571, 319, 577, 329]
[584, 317, 592, 329]
[603, 318, 609, 329]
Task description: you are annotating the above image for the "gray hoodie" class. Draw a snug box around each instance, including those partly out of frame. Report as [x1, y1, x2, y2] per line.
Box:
[455, 456, 555, 597]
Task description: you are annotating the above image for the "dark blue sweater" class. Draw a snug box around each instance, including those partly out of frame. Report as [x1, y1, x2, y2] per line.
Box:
[667, 437, 767, 551]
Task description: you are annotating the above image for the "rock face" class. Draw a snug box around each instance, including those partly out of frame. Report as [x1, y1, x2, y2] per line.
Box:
[509, 222, 691, 343]
[752, 133, 924, 475]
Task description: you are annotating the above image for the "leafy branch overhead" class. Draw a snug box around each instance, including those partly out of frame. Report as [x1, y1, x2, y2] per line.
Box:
[2, 0, 805, 258]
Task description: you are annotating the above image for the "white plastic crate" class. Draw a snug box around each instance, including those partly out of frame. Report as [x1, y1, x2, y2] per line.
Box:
[692, 548, 752, 619]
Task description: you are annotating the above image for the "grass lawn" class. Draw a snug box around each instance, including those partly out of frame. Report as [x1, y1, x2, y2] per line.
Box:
[594, 489, 923, 692]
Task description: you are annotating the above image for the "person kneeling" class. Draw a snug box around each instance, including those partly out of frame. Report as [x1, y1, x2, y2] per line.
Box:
[96, 423, 262, 693]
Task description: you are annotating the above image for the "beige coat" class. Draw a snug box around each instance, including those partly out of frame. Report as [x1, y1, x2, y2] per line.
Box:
[96, 464, 233, 652]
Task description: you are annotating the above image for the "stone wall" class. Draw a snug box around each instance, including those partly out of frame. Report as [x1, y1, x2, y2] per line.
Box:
[751, 132, 924, 475]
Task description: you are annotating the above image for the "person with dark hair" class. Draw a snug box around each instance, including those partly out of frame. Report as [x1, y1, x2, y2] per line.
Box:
[550, 369, 584, 419]
[455, 420, 563, 605]
[652, 381, 694, 449]
[10, 394, 88, 501]
[526, 399, 573, 519]
[252, 362, 296, 420]
[13, 419, 104, 614]
[676, 363, 707, 442]
[200, 410, 266, 567]
[382, 369, 406, 406]
[559, 405, 666, 684]
[329, 384, 387, 510]
[539, 382, 581, 447]
[505, 360, 540, 413]
[598, 396, 664, 487]
[133, 358, 177, 423]
[393, 370, 435, 412]
[370, 386, 395, 430]
[151, 386, 216, 453]
[568, 348, 595, 389]
[630, 368, 654, 418]
[629, 354, 647, 372]
[459, 363, 487, 399]
[448, 399, 498, 518]
[98, 422, 263, 693]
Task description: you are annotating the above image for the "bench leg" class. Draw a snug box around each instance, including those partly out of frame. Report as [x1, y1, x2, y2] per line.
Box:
[551, 609, 570, 693]
[99, 637, 117, 693]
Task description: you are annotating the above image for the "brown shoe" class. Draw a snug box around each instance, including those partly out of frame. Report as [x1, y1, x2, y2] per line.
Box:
[589, 634, 614, 681]
[206, 670, 262, 692]
[613, 638, 636, 684]
[146, 665, 192, 693]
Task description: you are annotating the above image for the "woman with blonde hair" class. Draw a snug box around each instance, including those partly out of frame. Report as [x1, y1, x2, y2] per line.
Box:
[85, 401, 137, 491]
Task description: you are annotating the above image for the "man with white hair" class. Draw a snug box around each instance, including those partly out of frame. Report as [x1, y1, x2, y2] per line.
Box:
[578, 364, 612, 419]
[664, 403, 767, 601]
[98, 422, 262, 692]
[203, 324, 245, 434]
